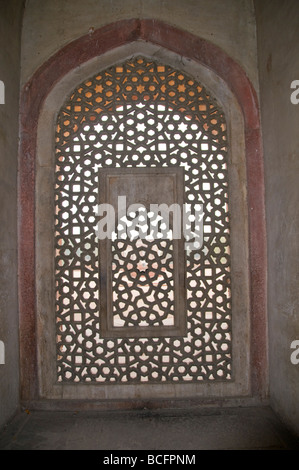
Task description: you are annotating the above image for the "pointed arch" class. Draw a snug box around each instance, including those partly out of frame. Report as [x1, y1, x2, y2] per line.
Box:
[19, 19, 267, 404]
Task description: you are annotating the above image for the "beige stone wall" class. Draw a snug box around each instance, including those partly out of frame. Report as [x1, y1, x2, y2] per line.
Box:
[21, 0, 259, 92]
[0, 0, 24, 429]
[255, 0, 299, 436]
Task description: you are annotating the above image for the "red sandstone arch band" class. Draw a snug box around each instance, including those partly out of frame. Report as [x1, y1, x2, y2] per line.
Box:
[18, 19, 267, 403]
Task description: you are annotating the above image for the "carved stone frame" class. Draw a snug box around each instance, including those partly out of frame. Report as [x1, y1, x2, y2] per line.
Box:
[19, 20, 267, 406]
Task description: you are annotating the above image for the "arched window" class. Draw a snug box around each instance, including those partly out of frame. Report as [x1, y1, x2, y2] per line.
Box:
[20, 23, 267, 403]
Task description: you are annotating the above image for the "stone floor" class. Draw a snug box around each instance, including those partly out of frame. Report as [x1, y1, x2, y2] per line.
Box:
[0, 405, 298, 450]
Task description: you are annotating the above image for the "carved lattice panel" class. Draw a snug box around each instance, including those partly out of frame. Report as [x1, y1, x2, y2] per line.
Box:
[55, 56, 232, 384]
[112, 237, 175, 328]
[98, 167, 186, 338]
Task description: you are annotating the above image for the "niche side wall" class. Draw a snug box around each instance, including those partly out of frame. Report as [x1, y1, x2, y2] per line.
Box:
[0, 0, 24, 429]
[255, 0, 299, 436]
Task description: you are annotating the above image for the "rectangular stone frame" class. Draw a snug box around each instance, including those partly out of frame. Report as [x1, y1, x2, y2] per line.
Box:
[98, 167, 187, 338]
[30, 39, 258, 401]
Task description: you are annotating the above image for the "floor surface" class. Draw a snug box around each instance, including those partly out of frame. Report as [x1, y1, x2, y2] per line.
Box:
[0, 405, 298, 451]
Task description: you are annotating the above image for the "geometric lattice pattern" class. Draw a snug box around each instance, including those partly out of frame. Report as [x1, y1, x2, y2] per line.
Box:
[112, 236, 175, 329]
[55, 56, 232, 383]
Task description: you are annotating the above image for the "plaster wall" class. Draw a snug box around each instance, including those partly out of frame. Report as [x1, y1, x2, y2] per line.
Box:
[21, 0, 259, 92]
[255, 0, 299, 436]
[0, 0, 24, 429]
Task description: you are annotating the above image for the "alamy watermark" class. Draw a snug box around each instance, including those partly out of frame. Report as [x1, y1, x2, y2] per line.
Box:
[0, 340, 5, 365]
[94, 196, 204, 253]
[290, 80, 299, 104]
[0, 80, 4, 104]
[290, 340, 299, 365]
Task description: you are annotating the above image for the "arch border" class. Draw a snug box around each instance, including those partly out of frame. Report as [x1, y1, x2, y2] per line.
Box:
[18, 19, 267, 402]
